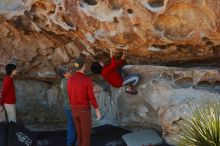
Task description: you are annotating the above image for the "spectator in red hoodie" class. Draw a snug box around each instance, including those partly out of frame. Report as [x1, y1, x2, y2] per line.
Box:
[91, 50, 139, 94]
[0, 64, 17, 122]
[67, 57, 101, 146]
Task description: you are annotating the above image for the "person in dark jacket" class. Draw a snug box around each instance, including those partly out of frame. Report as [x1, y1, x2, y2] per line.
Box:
[58, 66, 77, 146]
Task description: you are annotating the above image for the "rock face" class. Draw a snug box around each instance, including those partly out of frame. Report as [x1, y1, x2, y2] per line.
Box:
[95, 65, 220, 145]
[0, 0, 220, 79]
[12, 80, 65, 130]
[0, 0, 220, 145]
[116, 66, 220, 144]
[1, 65, 220, 145]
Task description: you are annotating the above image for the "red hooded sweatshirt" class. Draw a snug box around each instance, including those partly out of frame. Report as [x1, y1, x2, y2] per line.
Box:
[101, 57, 124, 88]
[0, 75, 16, 105]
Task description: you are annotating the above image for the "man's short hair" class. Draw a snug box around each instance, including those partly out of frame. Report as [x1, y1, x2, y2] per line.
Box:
[90, 62, 103, 74]
[5, 64, 16, 75]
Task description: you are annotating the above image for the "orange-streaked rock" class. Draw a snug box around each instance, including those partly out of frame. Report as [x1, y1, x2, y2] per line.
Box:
[0, 0, 220, 76]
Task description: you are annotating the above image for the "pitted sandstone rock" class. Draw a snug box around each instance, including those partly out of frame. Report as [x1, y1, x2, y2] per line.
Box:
[0, 0, 220, 80]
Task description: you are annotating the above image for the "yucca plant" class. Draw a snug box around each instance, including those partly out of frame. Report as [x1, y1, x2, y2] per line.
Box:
[177, 98, 220, 146]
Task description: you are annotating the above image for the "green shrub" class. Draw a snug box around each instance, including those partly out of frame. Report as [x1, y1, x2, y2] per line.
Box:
[177, 99, 220, 146]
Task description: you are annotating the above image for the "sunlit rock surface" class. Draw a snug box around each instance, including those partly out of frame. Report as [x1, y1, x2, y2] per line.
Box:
[1, 0, 220, 145]
[0, 0, 220, 79]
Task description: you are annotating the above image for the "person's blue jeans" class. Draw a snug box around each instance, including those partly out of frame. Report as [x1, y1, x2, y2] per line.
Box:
[64, 107, 77, 146]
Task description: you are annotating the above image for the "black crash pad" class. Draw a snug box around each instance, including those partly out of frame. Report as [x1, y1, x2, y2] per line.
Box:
[34, 124, 131, 146]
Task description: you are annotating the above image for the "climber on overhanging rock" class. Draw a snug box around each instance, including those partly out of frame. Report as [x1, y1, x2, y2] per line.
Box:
[91, 49, 140, 95]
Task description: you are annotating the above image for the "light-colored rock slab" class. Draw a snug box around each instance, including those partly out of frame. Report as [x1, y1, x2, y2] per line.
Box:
[122, 129, 163, 146]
